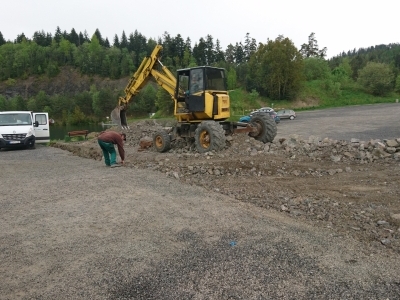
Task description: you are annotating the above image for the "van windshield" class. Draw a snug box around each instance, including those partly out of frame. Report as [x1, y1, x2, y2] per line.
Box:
[0, 113, 32, 126]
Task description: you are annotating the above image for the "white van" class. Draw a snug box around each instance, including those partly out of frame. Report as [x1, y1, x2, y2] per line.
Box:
[0, 111, 50, 149]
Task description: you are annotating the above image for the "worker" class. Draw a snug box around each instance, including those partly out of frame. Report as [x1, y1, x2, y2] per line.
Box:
[97, 131, 126, 167]
[190, 73, 203, 94]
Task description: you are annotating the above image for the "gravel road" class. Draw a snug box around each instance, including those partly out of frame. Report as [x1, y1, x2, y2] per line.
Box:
[1, 143, 400, 299]
[276, 103, 400, 141]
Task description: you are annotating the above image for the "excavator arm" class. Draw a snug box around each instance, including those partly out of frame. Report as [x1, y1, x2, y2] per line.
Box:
[111, 45, 177, 128]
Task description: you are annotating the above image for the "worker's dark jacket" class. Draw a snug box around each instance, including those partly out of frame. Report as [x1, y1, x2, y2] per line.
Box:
[98, 131, 125, 160]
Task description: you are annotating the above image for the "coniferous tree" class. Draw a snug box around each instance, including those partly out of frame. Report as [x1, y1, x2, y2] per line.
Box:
[46, 32, 53, 45]
[174, 34, 185, 61]
[15, 33, 28, 43]
[120, 31, 128, 49]
[130, 30, 148, 67]
[83, 30, 90, 43]
[244, 33, 251, 61]
[62, 30, 69, 41]
[192, 38, 207, 65]
[215, 39, 225, 62]
[225, 44, 235, 64]
[205, 35, 215, 65]
[235, 42, 245, 64]
[300, 32, 327, 58]
[0, 31, 5, 46]
[79, 32, 85, 45]
[54, 26, 62, 43]
[113, 34, 120, 48]
[161, 31, 172, 59]
[33, 30, 49, 46]
[185, 38, 192, 54]
[128, 32, 135, 52]
[104, 38, 110, 48]
[94, 28, 104, 46]
[69, 28, 80, 46]
[249, 38, 258, 58]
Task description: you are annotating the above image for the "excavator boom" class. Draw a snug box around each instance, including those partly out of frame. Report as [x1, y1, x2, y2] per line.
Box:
[111, 45, 176, 128]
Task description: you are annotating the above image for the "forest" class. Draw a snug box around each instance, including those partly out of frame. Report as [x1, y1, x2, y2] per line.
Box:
[0, 27, 400, 125]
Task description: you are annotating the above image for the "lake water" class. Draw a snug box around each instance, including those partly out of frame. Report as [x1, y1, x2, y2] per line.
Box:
[50, 124, 110, 140]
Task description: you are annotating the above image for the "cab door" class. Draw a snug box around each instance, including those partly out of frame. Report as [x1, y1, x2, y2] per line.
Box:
[33, 113, 50, 143]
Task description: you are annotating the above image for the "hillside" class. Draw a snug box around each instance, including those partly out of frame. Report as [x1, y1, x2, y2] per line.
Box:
[0, 67, 128, 100]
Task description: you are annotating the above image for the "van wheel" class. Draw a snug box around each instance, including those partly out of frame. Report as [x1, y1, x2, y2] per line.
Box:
[27, 142, 36, 150]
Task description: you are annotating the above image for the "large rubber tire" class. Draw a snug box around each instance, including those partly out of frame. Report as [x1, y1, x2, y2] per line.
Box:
[153, 131, 171, 153]
[194, 121, 226, 153]
[249, 112, 277, 143]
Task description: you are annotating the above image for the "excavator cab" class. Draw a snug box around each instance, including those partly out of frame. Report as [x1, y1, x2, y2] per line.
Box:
[175, 67, 229, 117]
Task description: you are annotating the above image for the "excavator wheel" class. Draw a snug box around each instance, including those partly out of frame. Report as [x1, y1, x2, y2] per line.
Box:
[153, 131, 171, 153]
[194, 121, 226, 153]
[248, 112, 277, 143]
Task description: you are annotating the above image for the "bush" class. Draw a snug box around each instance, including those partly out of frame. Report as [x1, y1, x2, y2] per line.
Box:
[357, 62, 394, 96]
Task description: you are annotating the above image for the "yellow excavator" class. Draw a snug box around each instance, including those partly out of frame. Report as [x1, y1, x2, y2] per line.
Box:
[111, 44, 277, 153]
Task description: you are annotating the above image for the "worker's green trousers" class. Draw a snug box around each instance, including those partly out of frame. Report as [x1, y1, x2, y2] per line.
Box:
[98, 139, 117, 166]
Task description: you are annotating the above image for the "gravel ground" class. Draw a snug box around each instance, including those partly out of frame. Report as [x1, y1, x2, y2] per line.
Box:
[1, 144, 400, 299]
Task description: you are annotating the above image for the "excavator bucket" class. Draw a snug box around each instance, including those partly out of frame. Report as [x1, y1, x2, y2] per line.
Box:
[111, 106, 128, 129]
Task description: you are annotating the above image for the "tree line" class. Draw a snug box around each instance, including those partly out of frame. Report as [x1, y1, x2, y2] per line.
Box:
[0, 28, 399, 124]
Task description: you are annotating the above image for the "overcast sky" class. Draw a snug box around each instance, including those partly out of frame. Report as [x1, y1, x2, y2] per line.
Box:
[1, 0, 398, 58]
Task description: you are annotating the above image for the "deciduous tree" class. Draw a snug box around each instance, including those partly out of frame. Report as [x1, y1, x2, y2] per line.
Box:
[357, 62, 394, 96]
[249, 36, 303, 99]
[303, 57, 330, 80]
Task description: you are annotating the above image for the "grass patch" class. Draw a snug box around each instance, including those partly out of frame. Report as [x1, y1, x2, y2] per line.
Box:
[63, 135, 86, 142]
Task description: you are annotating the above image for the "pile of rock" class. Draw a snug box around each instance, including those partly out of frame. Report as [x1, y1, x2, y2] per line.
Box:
[273, 135, 400, 163]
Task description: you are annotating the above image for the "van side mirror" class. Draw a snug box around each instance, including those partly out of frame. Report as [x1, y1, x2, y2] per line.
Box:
[34, 121, 39, 127]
